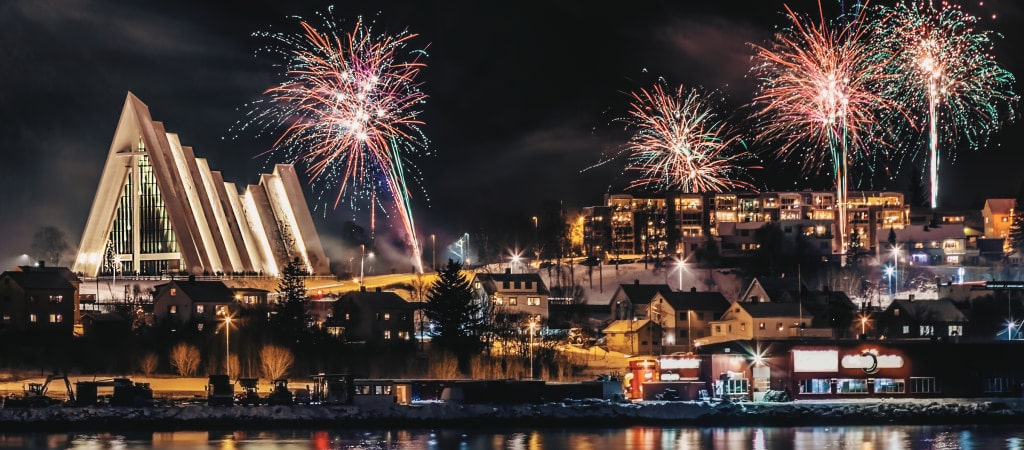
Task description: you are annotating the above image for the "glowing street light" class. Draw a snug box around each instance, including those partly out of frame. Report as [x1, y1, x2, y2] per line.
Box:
[676, 259, 685, 292]
[884, 265, 895, 302]
[892, 245, 900, 300]
[224, 315, 233, 378]
[860, 315, 868, 336]
[431, 234, 436, 271]
[528, 317, 538, 379]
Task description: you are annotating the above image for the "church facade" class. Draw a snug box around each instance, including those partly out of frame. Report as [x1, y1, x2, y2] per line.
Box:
[73, 93, 330, 277]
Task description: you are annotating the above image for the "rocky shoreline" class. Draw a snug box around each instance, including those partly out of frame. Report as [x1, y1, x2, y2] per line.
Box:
[2, 398, 1024, 431]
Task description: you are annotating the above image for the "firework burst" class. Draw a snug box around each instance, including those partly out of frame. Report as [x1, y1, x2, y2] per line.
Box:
[870, 1, 1017, 208]
[620, 82, 756, 194]
[750, 4, 895, 256]
[237, 8, 429, 273]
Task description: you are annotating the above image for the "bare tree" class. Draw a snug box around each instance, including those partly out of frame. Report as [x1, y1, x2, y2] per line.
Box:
[30, 226, 69, 267]
[260, 344, 295, 380]
[170, 343, 201, 377]
[139, 353, 159, 376]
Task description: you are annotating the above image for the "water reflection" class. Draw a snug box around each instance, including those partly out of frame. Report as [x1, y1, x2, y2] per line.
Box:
[4, 425, 1024, 449]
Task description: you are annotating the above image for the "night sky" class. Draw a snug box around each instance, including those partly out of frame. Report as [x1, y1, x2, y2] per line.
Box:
[0, 0, 1021, 267]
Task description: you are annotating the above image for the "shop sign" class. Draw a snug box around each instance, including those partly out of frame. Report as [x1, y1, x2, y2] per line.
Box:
[793, 349, 838, 372]
[841, 349, 904, 374]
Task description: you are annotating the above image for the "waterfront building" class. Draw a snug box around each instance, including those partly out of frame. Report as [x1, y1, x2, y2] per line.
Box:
[0, 269, 77, 335]
[73, 93, 330, 277]
[331, 287, 416, 344]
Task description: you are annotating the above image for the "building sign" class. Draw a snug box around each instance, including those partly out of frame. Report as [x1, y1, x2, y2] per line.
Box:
[659, 357, 700, 370]
[793, 349, 838, 373]
[841, 349, 904, 374]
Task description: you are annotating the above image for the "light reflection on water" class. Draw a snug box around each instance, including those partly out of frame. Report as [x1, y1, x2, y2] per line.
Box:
[2, 425, 1024, 449]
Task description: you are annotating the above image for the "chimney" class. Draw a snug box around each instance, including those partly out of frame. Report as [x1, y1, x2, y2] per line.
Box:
[690, 287, 697, 293]
[634, 279, 640, 286]
[188, 274, 196, 283]
[360, 285, 367, 293]
[505, 268, 512, 275]
[375, 287, 382, 293]
[908, 294, 915, 302]
[37, 260, 45, 268]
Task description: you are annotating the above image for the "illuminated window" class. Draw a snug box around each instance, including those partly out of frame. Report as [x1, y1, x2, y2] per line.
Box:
[949, 325, 962, 336]
[196, 305, 205, 314]
[383, 313, 391, 321]
[527, 297, 540, 306]
[759, 322, 766, 330]
[799, 379, 831, 394]
[836, 379, 868, 394]
[494, 297, 503, 306]
[398, 331, 410, 340]
[777, 322, 783, 331]
[509, 297, 517, 306]
[383, 330, 392, 340]
[875, 379, 905, 394]
[170, 288, 177, 296]
[216, 305, 227, 316]
[49, 295, 62, 303]
[169, 305, 177, 314]
[29, 314, 37, 323]
[919, 325, 934, 336]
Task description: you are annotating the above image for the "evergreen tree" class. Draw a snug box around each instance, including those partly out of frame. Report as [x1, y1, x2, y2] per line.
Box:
[1009, 181, 1024, 253]
[907, 166, 928, 208]
[424, 259, 484, 373]
[274, 257, 308, 345]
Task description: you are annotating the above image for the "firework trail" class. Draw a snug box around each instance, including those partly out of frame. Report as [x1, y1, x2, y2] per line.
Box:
[750, 3, 895, 258]
[620, 82, 756, 194]
[237, 8, 429, 273]
[869, 1, 1016, 209]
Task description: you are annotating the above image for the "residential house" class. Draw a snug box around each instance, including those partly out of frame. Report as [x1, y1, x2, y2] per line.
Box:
[608, 281, 673, 322]
[601, 319, 662, 355]
[16, 263, 82, 324]
[982, 198, 1015, 239]
[646, 288, 730, 352]
[0, 270, 76, 335]
[231, 287, 270, 307]
[884, 223, 966, 266]
[331, 287, 415, 344]
[472, 269, 550, 320]
[879, 299, 968, 339]
[152, 279, 237, 328]
[699, 301, 828, 345]
[739, 276, 806, 304]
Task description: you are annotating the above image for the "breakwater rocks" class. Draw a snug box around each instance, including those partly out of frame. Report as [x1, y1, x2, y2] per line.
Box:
[1, 399, 1023, 431]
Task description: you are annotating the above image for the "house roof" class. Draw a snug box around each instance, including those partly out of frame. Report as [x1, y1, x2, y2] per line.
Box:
[603, 319, 653, 333]
[985, 198, 1015, 215]
[616, 283, 672, 305]
[156, 280, 234, 303]
[338, 290, 412, 309]
[475, 272, 550, 295]
[740, 302, 805, 318]
[745, 276, 805, 302]
[16, 265, 81, 284]
[661, 291, 730, 312]
[887, 224, 963, 243]
[889, 299, 967, 322]
[1, 271, 75, 291]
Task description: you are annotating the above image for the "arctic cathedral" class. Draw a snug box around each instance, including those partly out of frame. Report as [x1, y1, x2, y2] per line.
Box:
[73, 93, 330, 277]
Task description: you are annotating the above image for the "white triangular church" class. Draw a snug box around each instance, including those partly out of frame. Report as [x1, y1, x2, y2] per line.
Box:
[73, 92, 330, 277]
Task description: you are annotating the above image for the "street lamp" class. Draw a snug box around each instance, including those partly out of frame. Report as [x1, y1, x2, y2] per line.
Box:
[892, 245, 899, 300]
[860, 315, 868, 336]
[224, 315, 232, 378]
[359, 244, 373, 287]
[676, 259, 685, 292]
[431, 234, 436, 271]
[528, 318, 537, 379]
[884, 265, 895, 302]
